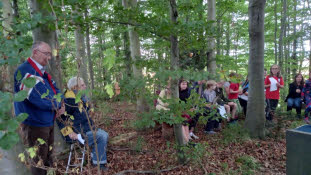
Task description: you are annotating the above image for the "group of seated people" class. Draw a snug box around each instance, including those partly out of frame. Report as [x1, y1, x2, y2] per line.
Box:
[155, 74, 248, 144]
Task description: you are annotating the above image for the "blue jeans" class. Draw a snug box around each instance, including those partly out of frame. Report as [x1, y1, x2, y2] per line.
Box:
[287, 98, 301, 115]
[86, 129, 108, 165]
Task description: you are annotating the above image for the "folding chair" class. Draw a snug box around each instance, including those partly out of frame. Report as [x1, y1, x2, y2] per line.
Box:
[65, 141, 86, 173]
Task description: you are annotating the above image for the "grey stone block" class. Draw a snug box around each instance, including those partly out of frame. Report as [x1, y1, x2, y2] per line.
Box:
[286, 125, 311, 175]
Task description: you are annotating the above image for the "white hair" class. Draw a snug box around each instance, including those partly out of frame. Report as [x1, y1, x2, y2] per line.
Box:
[67, 77, 84, 90]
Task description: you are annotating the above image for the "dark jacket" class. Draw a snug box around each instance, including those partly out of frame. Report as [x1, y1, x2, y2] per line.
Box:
[179, 89, 190, 103]
[57, 90, 94, 142]
[14, 58, 62, 127]
[286, 82, 303, 99]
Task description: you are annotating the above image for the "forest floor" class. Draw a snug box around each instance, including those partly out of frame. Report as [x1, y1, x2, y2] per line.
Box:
[58, 101, 305, 175]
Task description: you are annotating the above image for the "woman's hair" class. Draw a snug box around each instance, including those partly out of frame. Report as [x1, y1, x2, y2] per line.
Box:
[178, 79, 188, 91]
[269, 64, 282, 78]
[206, 80, 216, 89]
[67, 77, 84, 90]
[293, 73, 304, 86]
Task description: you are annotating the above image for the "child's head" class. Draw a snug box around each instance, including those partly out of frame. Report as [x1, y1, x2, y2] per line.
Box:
[206, 80, 217, 90]
[294, 73, 304, 85]
[217, 80, 225, 88]
[270, 64, 281, 77]
[179, 79, 188, 91]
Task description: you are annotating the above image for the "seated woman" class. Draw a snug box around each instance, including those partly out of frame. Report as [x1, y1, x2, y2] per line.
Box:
[286, 73, 304, 118]
[57, 77, 108, 170]
[156, 81, 190, 143]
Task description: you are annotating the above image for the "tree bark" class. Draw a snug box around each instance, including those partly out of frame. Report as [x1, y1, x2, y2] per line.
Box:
[85, 9, 94, 90]
[207, 0, 216, 76]
[291, 0, 298, 75]
[122, 0, 149, 112]
[278, 0, 287, 75]
[169, 0, 186, 163]
[74, 7, 88, 87]
[245, 0, 266, 139]
[29, 0, 62, 89]
[123, 30, 132, 77]
[274, 0, 278, 64]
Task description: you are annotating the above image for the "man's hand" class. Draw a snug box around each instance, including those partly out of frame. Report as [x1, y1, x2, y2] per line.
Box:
[68, 132, 78, 140]
[296, 89, 301, 93]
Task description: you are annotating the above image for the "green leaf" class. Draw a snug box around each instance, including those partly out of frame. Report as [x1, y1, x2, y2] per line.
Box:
[104, 84, 114, 98]
[16, 70, 22, 81]
[14, 90, 28, 102]
[7, 119, 19, 132]
[53, 93, 62, 103]
[22, 77, 36, 88]
[18, 153, 25, 162]
[16, 113, 29, 123]
[69, 115, 74, 120]
[0, 132, 19, 150]
[41, 89, 49, 99]
[37, 138, 45, 145]
[27, 147, 36, 158]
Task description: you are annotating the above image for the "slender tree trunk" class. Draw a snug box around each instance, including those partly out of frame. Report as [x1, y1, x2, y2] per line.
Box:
[169, 0, 186, 163]
[74, 7, 88, 87]
[292, 0, 298, 75]
[216, 19, 221, 56]
[274, 0, 278, 64]
[123, 30, 132, 77]
[226, 19, 231, 56]
[245, 0, 266, 139]
[278, 0, 287, 75]
[207, 0, 216, 76]
[122, 0, 149, 112]
[84, 9, 94, 90]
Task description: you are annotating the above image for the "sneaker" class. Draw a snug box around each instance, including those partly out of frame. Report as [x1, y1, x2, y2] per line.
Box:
[204, 131, 217, 135]
[304, 117, 310, 124]
[189, 132, 199, 139]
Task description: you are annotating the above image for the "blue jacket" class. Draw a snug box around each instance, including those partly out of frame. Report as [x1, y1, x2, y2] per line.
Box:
[57, 90, 94, 141]
[14, 59, 61, 127]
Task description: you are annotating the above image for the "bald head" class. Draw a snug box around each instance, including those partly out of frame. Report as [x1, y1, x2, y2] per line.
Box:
[31, 41, 52, 66]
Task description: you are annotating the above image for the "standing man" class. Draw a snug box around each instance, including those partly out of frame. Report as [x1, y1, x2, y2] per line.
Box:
[14, 41, 64, 175]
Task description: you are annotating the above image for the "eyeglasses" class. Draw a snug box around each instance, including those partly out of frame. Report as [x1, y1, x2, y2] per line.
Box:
[37, 50, 52, 57]
[271, 68, 278, 70]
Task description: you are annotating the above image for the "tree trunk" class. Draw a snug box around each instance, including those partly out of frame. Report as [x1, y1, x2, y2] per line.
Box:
[74, 7, 88, 87]
[29, 0, 62, 89]
[97, 32, 105, 86]
[225, 19, 231, 57]
[169, 0, 186, 163]
[291, 0, 298, 75]
[274, 0, 278, 64]
[245, 0, 266, 139]
[123, 30, 132, 77]
[207, 0, 216, 76]
[122, 0, 149, 112]
[84, 9, 94, 90]
[278, 0, 287, 75]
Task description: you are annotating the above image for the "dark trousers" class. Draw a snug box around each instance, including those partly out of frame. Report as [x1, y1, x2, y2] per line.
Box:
[238, 98, 248, 116]
[265, 99, 278, 121]
[22, 124, 54, 175]
[203, 107, 221, 132]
